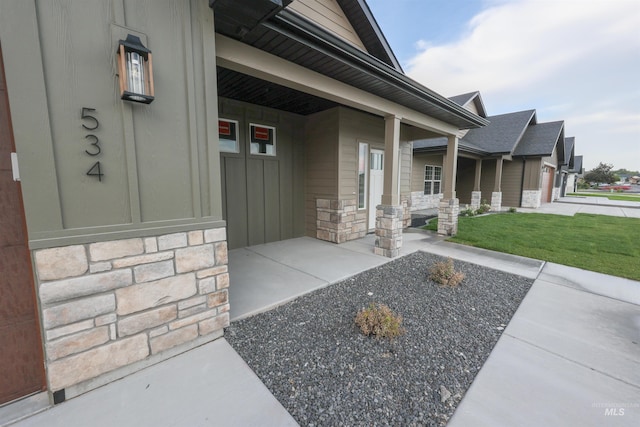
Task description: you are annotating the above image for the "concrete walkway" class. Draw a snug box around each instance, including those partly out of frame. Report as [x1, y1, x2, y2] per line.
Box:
[517, 196, 640, 218]
[5, 200, 639, 426]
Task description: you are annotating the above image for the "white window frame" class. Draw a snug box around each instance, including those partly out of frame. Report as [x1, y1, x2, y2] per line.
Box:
[249, 123, 276, 156]
[424, 165, 442, 195]
[218, 118, 239, 153]
[357, 142, 368, 210]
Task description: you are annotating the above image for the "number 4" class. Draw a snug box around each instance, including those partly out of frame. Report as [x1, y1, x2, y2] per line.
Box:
[86, 161, 104, 182]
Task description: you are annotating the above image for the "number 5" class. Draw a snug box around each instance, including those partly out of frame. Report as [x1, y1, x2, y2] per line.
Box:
[81, 107, 99, 130]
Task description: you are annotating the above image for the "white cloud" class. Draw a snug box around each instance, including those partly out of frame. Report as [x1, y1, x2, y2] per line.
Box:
[406, 0, 640, 170]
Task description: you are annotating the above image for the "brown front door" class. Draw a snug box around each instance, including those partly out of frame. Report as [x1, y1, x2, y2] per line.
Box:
[0, 44, 46, 405]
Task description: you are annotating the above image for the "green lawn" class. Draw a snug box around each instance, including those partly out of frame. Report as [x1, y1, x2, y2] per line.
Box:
[567, 192, 640, 202]
[424, 213, 640, 281]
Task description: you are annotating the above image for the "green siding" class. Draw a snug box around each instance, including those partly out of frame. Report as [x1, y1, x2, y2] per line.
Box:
[0, 0, 222, 249]
[219, 98, 305, 249]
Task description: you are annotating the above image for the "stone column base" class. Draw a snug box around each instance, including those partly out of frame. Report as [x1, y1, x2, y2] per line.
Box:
[316, 198, 367, 243]
[552, 187, 561, 201]
[374, 204, 403, 258]
[400, 195, 412, 229]
[470, 191, 482, 210]
[491, 192, 502, 212]
[437, 198, 459, 236]
[521, 190, 541, 208]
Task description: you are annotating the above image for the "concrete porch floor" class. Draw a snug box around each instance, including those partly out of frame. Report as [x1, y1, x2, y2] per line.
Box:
[5, 201, 639, 426]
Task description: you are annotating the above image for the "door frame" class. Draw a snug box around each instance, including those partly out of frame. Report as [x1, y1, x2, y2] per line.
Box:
[368, 148, 384, 230]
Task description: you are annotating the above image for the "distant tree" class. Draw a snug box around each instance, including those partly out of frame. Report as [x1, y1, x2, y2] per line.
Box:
[584, 162, 617, 184]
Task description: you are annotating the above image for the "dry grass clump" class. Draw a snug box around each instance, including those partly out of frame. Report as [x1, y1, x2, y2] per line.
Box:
[429, 258, 465, 287]
[355, 303, 405, 339]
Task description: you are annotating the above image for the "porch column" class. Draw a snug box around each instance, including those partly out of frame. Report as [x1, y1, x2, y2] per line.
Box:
[471, 159, 482, 210]
[375, 115, 403, 257]
[437, 135, 460, 236]
[491, 157, 503, 211]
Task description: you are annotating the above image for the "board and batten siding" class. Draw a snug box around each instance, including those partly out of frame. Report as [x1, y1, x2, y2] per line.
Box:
[219, 98, 305, 249]
[455, 157, 476, 205]
[304, 108, 340, 236]
[0, 0, 222, 249]
[501, 160, 524, 207]
[479, 158, 497, 202]
[288, 0, 366, 50]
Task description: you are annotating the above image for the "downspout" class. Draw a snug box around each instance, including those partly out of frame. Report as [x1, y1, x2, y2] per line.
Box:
[519, 157, 526, 207]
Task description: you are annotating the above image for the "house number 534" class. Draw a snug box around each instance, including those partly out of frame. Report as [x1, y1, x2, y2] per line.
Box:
[81, 107, 104, 181]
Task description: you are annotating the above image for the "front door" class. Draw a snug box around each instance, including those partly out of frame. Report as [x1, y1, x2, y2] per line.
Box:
[368, 149, 384, 230]
[0, 44, 46, 405]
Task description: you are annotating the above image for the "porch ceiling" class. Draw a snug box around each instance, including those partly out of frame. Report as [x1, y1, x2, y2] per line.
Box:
[217, 67, 339, 115]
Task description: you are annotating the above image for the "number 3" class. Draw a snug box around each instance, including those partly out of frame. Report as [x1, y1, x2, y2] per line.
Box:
[85, 135, 101, 156]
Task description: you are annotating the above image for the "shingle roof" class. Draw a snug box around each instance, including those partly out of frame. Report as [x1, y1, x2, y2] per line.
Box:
[463, 110, 537, 154]
[513, 121, 564, 157]
[412, 136, 488, 155]
[448, 91, 488, 118]
[563, 137, 575, 166]
[571, 155, 583, 173]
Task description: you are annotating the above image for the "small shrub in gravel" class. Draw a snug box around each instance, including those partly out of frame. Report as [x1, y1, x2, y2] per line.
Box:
[355, 302, 405, 339]
[226, 252, 534, 426]
[429, 257, 465, 287]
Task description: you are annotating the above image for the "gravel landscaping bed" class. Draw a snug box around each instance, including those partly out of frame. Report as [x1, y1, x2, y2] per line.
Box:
[225, 251, 534, 426]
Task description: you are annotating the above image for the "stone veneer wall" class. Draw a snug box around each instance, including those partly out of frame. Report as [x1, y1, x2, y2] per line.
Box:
[374, 205, 403, 258]
[409, 191, 442, 211]
[400, 195, 412, 228]
[316, 199, 367, 243]
[470, 191, 482, 210]
[552, 187, 561, 201]
[33, 227, 229, 395]
[437, 198, 460, 236]
[521, 190, 542, 208]
[490, 192, 502, 212]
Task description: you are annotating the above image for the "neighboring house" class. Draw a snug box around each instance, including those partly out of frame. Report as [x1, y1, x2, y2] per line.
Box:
[565, 155, 584, 193]
[412, 91, 569, 210]
[0, 0, 486, 407]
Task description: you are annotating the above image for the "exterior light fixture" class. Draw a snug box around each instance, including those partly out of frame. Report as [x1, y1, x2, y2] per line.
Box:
[117, 34, 154, 104]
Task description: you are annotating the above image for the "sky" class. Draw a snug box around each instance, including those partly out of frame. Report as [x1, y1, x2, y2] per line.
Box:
[367, 0, 640, 172]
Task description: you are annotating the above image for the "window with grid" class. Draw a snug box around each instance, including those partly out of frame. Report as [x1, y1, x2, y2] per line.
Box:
[424, 165, 442, 195]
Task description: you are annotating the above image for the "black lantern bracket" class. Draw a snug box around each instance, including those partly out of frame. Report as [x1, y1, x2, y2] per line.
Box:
[116, 33, 155, 104]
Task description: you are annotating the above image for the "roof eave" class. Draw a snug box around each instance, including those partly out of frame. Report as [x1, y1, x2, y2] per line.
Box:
[269, 11, 489, 129]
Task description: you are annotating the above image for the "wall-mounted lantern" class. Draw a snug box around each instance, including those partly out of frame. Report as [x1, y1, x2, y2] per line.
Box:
[117, 34, 154, 104]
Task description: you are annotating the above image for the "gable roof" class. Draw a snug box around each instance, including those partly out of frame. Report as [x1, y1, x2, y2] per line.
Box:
[464, 110, 537, 154]
[211, 0, 488, 129]
[513, 121, 565, 157]
[563, 137, 575, 166]
[571, 155, 583, 173]
[336, 0, 402, 71]
[448, 91, 488, 118]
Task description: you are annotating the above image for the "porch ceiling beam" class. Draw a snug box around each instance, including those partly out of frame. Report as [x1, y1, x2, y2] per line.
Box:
[215, 34, 459, 136]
